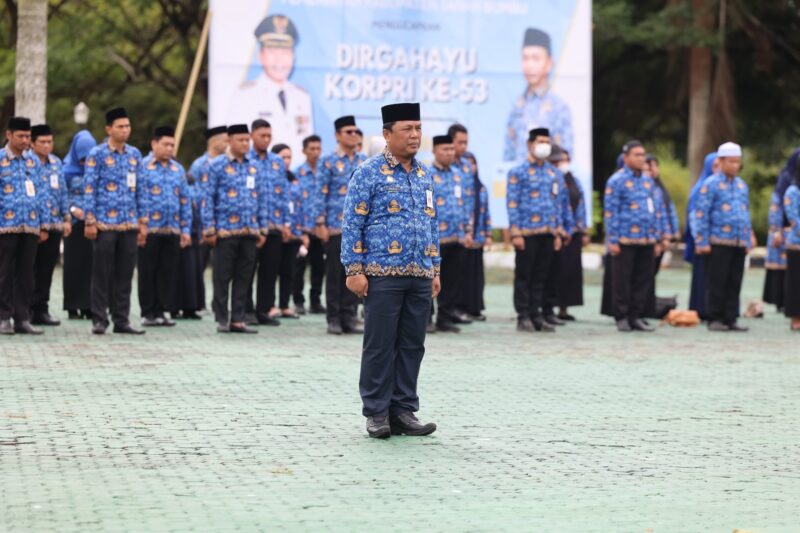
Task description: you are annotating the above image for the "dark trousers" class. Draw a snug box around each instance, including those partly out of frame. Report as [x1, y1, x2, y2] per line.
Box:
[360, 276, 431, 417]
[784, 250, 800, 317]
[63, 220, 93, 312]
[279, 241, 301, 309]
[0, 233, 38, 322]
[436, 242, 465, 325]
[293, 235, 325, 306]
[611, 244, 655, 321]
[137, 234, 180, 318]
[458, 247, 485, 316]
[91, 230, 138, 327]
[513, 235, 554, 319]
[173, 243, 205, 313]
[325, 234, 358, 326]
[705, 245, 745, 325]
[213, 236, 257, 325]
[32, 230, 62, 315]
[255, 233, 283, 314]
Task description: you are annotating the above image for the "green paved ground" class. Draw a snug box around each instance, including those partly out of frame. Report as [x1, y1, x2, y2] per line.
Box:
[2, 266, 799, 532]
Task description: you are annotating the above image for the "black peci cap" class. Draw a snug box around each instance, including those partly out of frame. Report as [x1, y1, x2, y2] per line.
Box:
[523, 28, 551, 53]
[528, 127, 550, 142]
[227, 124, 249, 135]
[433, 135, 453, 146]
[105, 107, 128, 125]
[31, 124, 53, 140]
[153, 126, 175, 139]
[7, 116, 31, 131]
[381, 103, 421, 123]
[205, 126, 227, 139]
[334, 115, 356, 131]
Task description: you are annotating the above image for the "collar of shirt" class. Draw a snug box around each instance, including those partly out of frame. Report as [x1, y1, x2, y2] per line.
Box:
[623, 165, 642, 178]
[334, 147, 358, 162]
[525, 84, 551, 100]
[382, 147, 421, 174]
[3, 145, 22, 159]
[226, 148, 250, 163]
[432, 162, 451, 173]
[107, 141, 129, 155]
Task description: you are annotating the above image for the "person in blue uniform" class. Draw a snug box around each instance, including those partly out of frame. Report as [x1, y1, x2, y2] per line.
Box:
[782, 174, 800, 331]
[316, 115, 367, 335]
[604, 140, 669, 333]
[430, 134, 471, 332]
[507, 127, 573, 333]
[685, 152, 718, 319]
[83, 107, 148, 335]
[693, 142, 754, 332]
[61, 129, 97, 320]
[342, 102, 440, 439]
[645, 155, 681, 274]
[504, 28, 573, 162]
[202, 124, 268, 334]
[763, 149, 799, 312]
[292, 134, 326, 315]
[137, 126, 192, 327]
[0, 117, 49, 335]
[30, 124, 71, 326]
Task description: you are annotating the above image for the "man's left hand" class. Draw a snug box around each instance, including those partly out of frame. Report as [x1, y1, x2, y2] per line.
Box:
[180, 234, 192, 248]
[38, 230, 48, 244]
[432, 276, 441, 299]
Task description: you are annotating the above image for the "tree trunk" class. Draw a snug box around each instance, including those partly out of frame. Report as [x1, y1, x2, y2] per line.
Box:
[687, 0, 714, 182]
[14, 0, 48, 123]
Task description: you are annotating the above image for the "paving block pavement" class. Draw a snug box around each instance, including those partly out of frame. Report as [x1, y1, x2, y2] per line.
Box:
[1, 266, 799, 532]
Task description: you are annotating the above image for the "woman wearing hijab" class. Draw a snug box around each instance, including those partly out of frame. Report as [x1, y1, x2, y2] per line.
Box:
[61, 130, 97, 319]
[782, 165, 800, 331]
[763, 149, 800, 311]
[686, 152, 719, 319]
[458, 151, 492, 321]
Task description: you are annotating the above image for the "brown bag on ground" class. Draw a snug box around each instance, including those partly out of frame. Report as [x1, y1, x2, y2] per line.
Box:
[663, 309, 701, 327]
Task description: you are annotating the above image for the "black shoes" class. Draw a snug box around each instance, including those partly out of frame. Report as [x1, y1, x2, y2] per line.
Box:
[389, 412, 437, 436]
[728, 322, 749, 332]
[366, 416, 391, 439]
[217, 323, 230, 333]
[558, 313, 576, 321]
[531, 317, 556, 332]
[630, 318, 655, 332]
[230, 324, 258, 334]
[616, 319, 633, 332]
[244, 313, 259, 326]
[91, 322, 107, 335]
[327, 321, 343, 335]
[342, 322, 364, 334]
[517, 317, 535, 332]
[113, 324, 145, 335]
[181, 311, 202, 320]
[708, 321, 729, 332]
[543, 314, 565, 326]
[309, 303, 326, 314]
[294, 304, 307, 316]
[141, 317, 163, 327]
[257, 314, 281, 326]
[452, 312, 473, 325]
[436, 322, 461, 333]
[14, 321, 43, 335]
[32, 313, 60, 326]
[468, 313, 487, 322]
[0, 319, 14, 335]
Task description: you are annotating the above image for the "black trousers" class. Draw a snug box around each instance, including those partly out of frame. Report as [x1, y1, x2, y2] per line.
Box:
[325, 234, 358, 326]
[137, 234, 180, 319]
[436, 242, 465, 325]
[279, 240, 301, 309]
[293, 235, 325, 306]
[255, 233, 284, 314]
[213, 236, 257, 325]
[91, 230, 138, 327]
[0, 233, 38, 322]
[32, 230, 62, 315]
[705, 245, 745, 325]
[360, 276, 431, 417]
[784, 250, 800, 317]
[62, 220, 93, 312]
[611, 244, 655, 321]
[173, 242, 205, 313]
[513, 235, 554, 319]
[458, 247, 485, 316]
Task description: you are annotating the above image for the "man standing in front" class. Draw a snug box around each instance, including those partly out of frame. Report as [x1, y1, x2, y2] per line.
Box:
[693, 142, 754, 332]
[604, 140, 669, 333]
[83, 108, 147, 335]
[342, 103, 440, 439]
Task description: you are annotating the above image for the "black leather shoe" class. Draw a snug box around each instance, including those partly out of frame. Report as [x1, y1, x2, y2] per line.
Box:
[728, 322, 749, 332]
[468, 313, 487, 322]
[294, 304, 307, 316]
[281, 312, 300, 320]
[309, 303, 326, 314]
[558, 313, 576, 321]
[708, 321, 729, 332]
[517, 318, 535, 332]
[616, 319, 633, 332]
[389, 412, 437, 436]
[436, 322, 461, 333]
[0, 319, 15, 335]
[543, 314, 565, 326]
[113, 324, 145, 335]
[244, 313, 259, 326]
[230, 324, 258, 334]
[327, 322, 343, 335]
[182, 311, 202, 320]
[452, 312, 473, 324]
[14, 321, 43, 335]
[630, 318, 655, 332]
[91, 322, 107, 335]
[217, 323, 230, 333]
[342, 323, 364, 334]
[532, 317, 556, 332]
[32, 313, 60, 326]
[257, 314, 281, 326]
[366, 416, 391, 439]
[159, 316, 176, 327]
[141, 317, 163, 327]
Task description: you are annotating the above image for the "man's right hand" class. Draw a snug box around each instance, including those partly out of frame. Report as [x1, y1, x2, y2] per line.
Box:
[203, 235, 217, 248]
[696, 245, 711, 255]
[346, 274, 369, 298]
[315, 225, 329, 243]
[84, 224, 97, 241]
[774, 231, 783, 248]
[608, 243, 621, 256]
[511, 236, 525, 251]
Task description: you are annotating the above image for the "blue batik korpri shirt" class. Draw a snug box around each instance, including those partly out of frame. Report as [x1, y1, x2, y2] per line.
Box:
[317, 150, 367, 235]
[62, 130, 97, 222]
[431, 162, 470, 244]
[603, 166, 667, 245]
[202, 150, 268, 239]
[249, 149, 289, 233]
[295, 161, 321, 231]
[83, 142, 146, 231]
[0, 146, 49, 235]
[692, 173, 752, 249]
[36, 153, 69, 231]
[785, 184, 800, 251]
[504, 87, 573, 161]
[139, 155, 192, 236]
[341, 148, 441, 279]
[506, 159, 573, 239]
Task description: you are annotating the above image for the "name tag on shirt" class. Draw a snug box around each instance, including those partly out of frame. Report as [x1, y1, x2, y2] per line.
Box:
[647, 198, 655, 214]
[288, 201, 295, 214]
[552, 182, 559, 196]
[426, 190, 434, 209]
[50, 174, 59, 189]
[25, 180, 36, 197]
[454, 185, 462, 199]
[246, 176, 255, 189]
[127, 172, 136, 188]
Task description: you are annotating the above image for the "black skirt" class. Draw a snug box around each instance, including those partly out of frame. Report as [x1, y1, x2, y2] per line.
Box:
[554, 233, 583, 307]
[173, 244, 206, 312]
[62, 220, 93, 311]
[763, 269, 785, 309]
[458, 247, 485, 315]
[784, 251, 800, 317]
